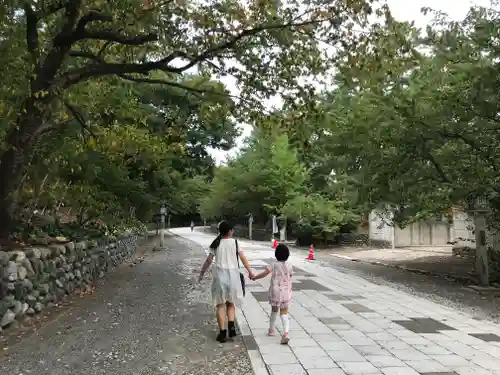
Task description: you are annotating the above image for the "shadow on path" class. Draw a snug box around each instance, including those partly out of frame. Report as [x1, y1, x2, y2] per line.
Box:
[321, 255, 500, 323]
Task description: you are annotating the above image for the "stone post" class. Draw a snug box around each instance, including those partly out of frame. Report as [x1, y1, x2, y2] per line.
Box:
[474, 213, 489, 285]
[249, 214, 253, 240]
[280, 217, 287, 242]
[159, 205, 167, 250]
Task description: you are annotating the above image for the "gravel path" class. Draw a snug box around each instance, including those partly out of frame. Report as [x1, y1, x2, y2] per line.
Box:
[0, 234, 252, 375]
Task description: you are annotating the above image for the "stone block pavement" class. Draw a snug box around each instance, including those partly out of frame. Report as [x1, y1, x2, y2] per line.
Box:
[173, 229, 500, 375]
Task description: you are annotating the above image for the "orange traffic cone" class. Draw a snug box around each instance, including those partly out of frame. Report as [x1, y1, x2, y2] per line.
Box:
[272, 239, 279, 249]
[305, 245, 315, 260]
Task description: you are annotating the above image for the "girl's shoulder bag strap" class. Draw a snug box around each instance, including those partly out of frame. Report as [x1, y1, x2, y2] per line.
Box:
[235, 239, 241, 268]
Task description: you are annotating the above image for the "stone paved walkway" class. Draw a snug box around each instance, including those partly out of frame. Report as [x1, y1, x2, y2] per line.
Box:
[173, 228, 500, 375]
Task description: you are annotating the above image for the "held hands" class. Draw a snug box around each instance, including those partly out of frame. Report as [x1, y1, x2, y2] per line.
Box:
[248, 271, 257, 281]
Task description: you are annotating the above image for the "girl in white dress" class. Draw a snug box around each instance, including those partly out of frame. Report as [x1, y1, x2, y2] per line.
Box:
[198, 221, 255, 342]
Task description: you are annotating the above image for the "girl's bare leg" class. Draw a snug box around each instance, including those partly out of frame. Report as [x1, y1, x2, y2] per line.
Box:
[216, 303, 226, 329]
[226, 302, 235, 321]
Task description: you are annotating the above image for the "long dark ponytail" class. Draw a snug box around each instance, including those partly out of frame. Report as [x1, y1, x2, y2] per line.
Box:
[209, 220, 233, 250]
[209, 234, 222, 250]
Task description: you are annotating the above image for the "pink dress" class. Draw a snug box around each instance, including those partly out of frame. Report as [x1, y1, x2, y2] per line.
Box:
[267, 261, 293, 308]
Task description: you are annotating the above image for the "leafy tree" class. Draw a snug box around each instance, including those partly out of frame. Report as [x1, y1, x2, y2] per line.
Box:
[200, 133, 308, 221]
[198, 166, 238, 221]
[201, 126, 362, 242]
[0, 0, 377, 236]
[5, 70, 237, 243]
[288, 2, 500, 226]
[170, 175, 211, 218]
[281, 193, 360, 241]
[135, 76, 239, 178]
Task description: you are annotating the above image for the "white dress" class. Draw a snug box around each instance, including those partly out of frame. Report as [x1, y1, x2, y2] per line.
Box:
[210, 238, 244, 307]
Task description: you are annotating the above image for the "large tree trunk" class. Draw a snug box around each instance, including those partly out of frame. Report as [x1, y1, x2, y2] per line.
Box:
[0, 112, 44, 239]
[0, 2, 82, 240]
[0, 149, 25, 238]
[0, 150, 21, 238]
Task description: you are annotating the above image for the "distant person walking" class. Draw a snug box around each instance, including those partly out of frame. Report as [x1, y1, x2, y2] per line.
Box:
[198, 221, 255, 342]
[190, 221, 195, 232]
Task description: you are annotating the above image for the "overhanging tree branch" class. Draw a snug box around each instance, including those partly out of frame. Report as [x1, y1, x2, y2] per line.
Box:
[63, 9, 157, 48]
[391, 100, 453, 184]
[68, 50, 100, 60]
[39, 0, 68, 17]
[24, 4, 39, 61]
[66, 50, 258, 109]
[49, 8, 155, 65]
[63, 100, 95, 138]
[77, 10, 113, 27]
[62, 55, 178, 85]
[38, 1, 83, 89]
[417, 135, 452, 184]
[117, 74, 255, 106]
[24, 4, 40, 73]
[54, 10, 114, 46]
[97, 41, 113, 58]
[77, 30, 157, 45]
[435, 129, 499, 172]
[62, 16, 342, 86]
[170, 17, 336, 73]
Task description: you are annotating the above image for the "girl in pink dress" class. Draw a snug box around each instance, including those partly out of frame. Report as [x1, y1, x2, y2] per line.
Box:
[251, 244, 293, 344]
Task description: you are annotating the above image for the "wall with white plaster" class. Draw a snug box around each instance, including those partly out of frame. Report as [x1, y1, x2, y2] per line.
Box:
[369, 209, 394, 246]
[452, 210, 475, 248]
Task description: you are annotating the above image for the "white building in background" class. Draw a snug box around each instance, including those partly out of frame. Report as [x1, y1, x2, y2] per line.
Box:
[368, 207, 473, 249]
[451, 210, 475, 248]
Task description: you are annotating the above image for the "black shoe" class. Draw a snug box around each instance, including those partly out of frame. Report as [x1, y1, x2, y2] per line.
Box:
[216, 330, 227, 343]
[228, 321, 237, 338]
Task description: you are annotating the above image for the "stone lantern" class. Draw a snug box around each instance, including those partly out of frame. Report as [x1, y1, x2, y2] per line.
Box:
[467, 194, 490, 214]
[467, 193, 491, 285]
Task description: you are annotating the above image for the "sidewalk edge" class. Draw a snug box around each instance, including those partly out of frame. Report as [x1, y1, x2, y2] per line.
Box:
[235, 309, 270, 375]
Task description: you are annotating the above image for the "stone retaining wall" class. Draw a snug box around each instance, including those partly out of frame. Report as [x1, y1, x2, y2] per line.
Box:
[452, 246, 475, 261]
[0, 234, 143, 331]
[332, 233, 392, 249]
[369, 239, 393, 249]
[337, 233, 369, 247]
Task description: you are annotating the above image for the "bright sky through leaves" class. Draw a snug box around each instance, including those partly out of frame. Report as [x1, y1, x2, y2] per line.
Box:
[209, 0, 493, 164]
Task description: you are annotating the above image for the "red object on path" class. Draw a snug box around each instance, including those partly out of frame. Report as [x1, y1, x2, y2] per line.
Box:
[272, 239, 279, 249]
[305, 245, 315, 260]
